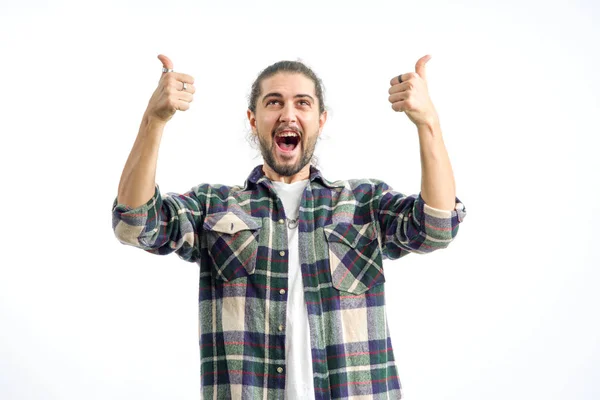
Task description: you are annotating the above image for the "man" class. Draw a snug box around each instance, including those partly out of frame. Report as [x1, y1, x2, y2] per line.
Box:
[112, 54, 466, 399]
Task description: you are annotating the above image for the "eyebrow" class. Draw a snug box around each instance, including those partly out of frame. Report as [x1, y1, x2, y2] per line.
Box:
[262, 92, 315, 103]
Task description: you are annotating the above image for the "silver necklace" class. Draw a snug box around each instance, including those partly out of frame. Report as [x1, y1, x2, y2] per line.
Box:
[287, 217, 299, 229]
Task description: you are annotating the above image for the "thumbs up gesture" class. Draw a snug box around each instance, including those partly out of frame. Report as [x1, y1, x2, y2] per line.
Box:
[388, 55, 438, 128]
[145, 54, 196, 123]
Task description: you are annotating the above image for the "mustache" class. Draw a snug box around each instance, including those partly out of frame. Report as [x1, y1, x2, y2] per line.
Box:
[273, 124, 302, 136]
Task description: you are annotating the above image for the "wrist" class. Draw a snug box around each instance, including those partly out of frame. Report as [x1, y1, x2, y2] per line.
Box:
[142, 112, 168, 132]
[137, 113, 167, 143]
[417, 115, 441, 139]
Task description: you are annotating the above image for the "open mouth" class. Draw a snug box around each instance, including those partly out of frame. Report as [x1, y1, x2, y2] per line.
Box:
[274, 131, 300, 152]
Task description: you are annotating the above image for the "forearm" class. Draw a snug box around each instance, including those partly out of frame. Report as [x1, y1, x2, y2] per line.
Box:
[418, 118, 456, 211]
[117, 113, 166, 208]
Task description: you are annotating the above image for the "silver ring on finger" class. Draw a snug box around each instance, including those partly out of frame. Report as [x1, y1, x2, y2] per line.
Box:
[182, 82, 188, 91]
[162, 67, 174, 73]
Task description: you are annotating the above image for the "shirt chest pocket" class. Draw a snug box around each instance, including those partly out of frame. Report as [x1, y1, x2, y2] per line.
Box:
[203, 211, 262, 282]
[324, 222, 385, 294]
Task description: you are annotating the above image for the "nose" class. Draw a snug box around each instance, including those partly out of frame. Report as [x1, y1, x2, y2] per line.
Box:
[279, 102, 297, 123]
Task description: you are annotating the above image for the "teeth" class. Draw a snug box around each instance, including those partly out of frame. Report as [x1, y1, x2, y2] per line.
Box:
[276, 132, 299, 138]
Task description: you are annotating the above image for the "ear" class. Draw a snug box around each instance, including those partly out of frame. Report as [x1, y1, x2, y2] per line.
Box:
[318, 110, 328, 136]
[247, 109, 258, 134]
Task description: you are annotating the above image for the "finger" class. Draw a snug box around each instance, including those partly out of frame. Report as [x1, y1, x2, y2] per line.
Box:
[388, 92, 408, 104]
[415, 54, 431, 82]
[391, 100, 405, 112]
[158, 54, 174, 70]
[163, 75, 195, 93]
[174, 73, 195, 85]
[388, 81, 411, 95]
[391, 99, 411, 112]
[175, 101, 191, 112]
[180, 82, 196, 94]
[162, 72, 195, 86]
[173, 73, 194, 84]
[390, 72, 418, 86]
[177, 91, 194, 103]
[390, 74, 405, 86]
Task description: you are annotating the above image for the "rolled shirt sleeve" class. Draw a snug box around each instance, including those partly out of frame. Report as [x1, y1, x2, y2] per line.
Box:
[377, 183, 466, 259]
[112, 185, 204, 262]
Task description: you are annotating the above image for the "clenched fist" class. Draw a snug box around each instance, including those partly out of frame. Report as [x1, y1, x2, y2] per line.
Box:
[145, 54, 196, 123]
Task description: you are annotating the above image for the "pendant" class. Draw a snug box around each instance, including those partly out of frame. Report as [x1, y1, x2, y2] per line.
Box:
[287, 218, 299, 229]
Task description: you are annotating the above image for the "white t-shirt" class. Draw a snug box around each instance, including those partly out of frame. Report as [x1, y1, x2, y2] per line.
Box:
[271, 180, 315, 400]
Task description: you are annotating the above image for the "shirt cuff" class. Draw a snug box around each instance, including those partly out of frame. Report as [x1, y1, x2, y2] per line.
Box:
[419, 194, 467, 224]
[112, 185, 161, 216]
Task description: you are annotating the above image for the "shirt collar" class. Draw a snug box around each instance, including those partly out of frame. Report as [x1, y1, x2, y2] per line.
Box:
[244, 164, 345, 190]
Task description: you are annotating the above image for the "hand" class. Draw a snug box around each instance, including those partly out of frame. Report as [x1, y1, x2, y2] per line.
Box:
[145, 54, 196, 123]
[388, 55, 438, 128]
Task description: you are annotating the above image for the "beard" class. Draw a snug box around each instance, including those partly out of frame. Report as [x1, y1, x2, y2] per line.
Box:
[257, 127, 319, 177]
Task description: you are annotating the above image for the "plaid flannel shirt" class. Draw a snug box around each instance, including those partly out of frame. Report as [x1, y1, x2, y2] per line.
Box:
[112, 165, 466, 399]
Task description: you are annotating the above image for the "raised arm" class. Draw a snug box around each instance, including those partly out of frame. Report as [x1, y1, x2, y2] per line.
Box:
[117, 54, 195, 208]
[388, 55, 456, 211]
[378, 55, 465, 259]
[113, 55, 203, 262]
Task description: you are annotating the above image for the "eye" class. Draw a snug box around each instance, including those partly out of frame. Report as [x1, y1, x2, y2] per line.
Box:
[298, 99, 311, 107]
[266, 99, 281, 106]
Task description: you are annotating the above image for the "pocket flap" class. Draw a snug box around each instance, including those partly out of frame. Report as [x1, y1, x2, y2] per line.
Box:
[203, 211, 262, 234]
[324, 222, 378, 249]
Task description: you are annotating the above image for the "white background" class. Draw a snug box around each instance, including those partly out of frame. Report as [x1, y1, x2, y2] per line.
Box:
[1, 0, 599, 399]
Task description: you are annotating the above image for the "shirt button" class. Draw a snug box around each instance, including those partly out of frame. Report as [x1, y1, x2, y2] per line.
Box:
[277, 367, 283, 373]
[279, 250, 285, 257]
[279, 289, 286, 295]
[278, 219, 285, 224]
[278, 324, 284, 331]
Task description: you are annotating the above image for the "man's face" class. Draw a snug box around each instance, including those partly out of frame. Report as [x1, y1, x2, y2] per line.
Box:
[248, 72, 327, 179]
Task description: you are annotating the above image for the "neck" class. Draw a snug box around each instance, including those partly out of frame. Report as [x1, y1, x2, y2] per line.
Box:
[262, 163, 311, 183]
